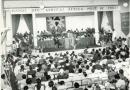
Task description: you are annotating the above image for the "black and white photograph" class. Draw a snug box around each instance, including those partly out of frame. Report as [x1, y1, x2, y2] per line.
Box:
[0, 0, 130, 90]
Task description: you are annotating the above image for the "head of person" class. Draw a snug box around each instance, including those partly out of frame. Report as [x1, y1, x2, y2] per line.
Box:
[23, 86, 28, 90]
[88, 83, 92, 88]
[114, 74, 120, 80]
[95, 50, 99, 54]
[29, 66, 33, 70]
[92, 49, 95, 52]
[76, 64, 79, 68]
[22, 74, 26, 79]
[78, 68, 82, 73]
[13, 41, 15, 44]
[74, 82, 80, 88]
[48, 81, 54, 87]
[32, 74, 36, 78]
[119, 69, 124, 75]
[91, 68, 95, 73]
[1, 74, 5, 79]
[58, 81, 65, 85]
[86, 65, 89, 70]
[48, 53, 50, 56]
[83, 72, 87, 77]
[26, 78, 32, 84]
[36, 78, 41, 84]
[20, 65, 24, 70]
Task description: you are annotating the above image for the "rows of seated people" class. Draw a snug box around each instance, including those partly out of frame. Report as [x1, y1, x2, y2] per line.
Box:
[1, 39, 130, 90]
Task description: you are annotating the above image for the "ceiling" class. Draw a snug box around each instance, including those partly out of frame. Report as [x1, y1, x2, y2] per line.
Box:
[3, 0, 119, 8]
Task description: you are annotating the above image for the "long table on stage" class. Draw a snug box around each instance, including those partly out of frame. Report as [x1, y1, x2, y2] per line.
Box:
[37, 36, 95, 50]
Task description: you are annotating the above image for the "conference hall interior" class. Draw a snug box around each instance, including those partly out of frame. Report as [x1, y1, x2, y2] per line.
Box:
[0, 0, 130, 90]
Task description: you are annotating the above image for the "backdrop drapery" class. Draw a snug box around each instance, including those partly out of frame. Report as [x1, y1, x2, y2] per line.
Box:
[98, 12, 103, 32]
[106, 11, 114, 31]
[23, 14, 33, 34]
[12, 15, 20, 36]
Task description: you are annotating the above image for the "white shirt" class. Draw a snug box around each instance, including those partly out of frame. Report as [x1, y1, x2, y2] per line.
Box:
[12, 44, 17, 50]
[14, 65, 21, 76]
[51, 64, 55, 69]
[86, 69, 92, 75]
[18, 79, 26, 90]
[116, 79, 126, 89]
[59, 69, 64, 75]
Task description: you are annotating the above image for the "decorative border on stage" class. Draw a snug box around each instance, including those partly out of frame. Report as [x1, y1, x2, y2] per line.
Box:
[5, 6, 120, 14]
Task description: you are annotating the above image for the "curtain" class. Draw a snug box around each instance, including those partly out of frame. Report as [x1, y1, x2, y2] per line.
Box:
[12, 15, 20, 36]
[106, 11, 114, 30]
[23, 14, 33, 34]
[98, 11, 103, 32]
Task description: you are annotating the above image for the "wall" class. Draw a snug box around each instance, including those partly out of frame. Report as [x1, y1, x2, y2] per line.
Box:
[35, 12, 94, 32]
[4, 0, 118, 8]
[35, 15, 46, 32]
[113, 0, 129, 38]
[66, 15, 94, 30]
[113, 11, 126, 38]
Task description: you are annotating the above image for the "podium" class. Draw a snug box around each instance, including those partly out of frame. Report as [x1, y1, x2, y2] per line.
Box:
[65, 38, 71, 49]
[65, 32, 76, 49]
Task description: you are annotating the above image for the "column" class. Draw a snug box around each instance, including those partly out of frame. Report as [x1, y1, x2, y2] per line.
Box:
[113, 11, 125, 38]
[94, 11, 99, 45]
[6, 10, 13, 47]
[32, 13, 37, 47]
[0, 0, 6, 55]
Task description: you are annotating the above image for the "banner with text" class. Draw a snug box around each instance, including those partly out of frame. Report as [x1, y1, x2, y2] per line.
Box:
[121, 12, 129, 35]
[5, 6, 120, 14]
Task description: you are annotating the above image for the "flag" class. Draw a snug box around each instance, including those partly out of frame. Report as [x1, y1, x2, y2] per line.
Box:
[1, 29, 9, 44]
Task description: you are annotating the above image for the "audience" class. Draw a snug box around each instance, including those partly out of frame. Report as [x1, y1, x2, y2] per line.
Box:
[1, 36, 130, 90]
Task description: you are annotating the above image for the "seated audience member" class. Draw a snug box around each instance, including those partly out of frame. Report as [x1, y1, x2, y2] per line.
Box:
[46, 80, 57, 90]
[57, 81, 66, 90]
[115, 74, 126, 90]
[119, 69, 129, 90]
[108, 68, 117, 81]
[39, 55, 45, 64]
[87, 83, 93, 90]
[31, 74, 36, 83]
[68, 62, 75, 73]
[85, 65, 91, 74]
[90, 49, 95, 54]
[93, 62, 102, 70]
[35, 78, 43, 90]
[27, 66, 36, 78]
[20, 65, 25, 72]
[36, 67, 43, 79]
[94, 84, 101, 90]
[18, 74, 27, 90]
[78, 68, 83, 73]
[83, 72, 87, 77]
[92, 50, 101, 62]
[1, 74, 12, 90]
[26, 78, 34, 90]
[41, 72, 51, 81]
[73, 82, 83, 90]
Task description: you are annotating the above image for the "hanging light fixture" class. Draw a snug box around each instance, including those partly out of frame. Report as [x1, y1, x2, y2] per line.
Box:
[123, 0, 128, 7]
[40, 0, 45, 9]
